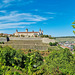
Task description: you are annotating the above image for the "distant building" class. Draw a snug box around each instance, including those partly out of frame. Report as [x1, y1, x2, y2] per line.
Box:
[0, 33, 12, 37]
[14, 29, 43, 37]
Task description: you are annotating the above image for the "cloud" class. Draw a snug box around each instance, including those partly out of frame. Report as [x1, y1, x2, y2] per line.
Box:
[0, 22, 36, 29]
[0, 11, 47, 22]
[3, 0, 15, 3]
[45, 12, 56, 14]
[0, 10, 6, 13]
[34, 9, 39, 12]
[0, 11, 47, 29]
[0, 0, 34, 8]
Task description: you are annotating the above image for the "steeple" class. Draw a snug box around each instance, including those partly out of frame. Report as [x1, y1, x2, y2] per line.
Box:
[16, 29, 18, 32]
[26, 28, 28, 32]
[39, 29, 41, 31]
[42, 30, 43, 34]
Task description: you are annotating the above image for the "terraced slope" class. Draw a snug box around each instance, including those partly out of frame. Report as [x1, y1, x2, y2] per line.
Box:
[4, 40, 49, 50]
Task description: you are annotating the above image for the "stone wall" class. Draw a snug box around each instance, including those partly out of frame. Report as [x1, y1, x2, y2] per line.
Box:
[9, 37, 42, 40]
[42, 38, 55, 43]
[0, 37, 7, 42]
[9, 37, 55, 43]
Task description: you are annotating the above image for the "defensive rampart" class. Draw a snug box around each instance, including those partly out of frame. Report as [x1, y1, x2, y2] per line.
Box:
[9, 37, 55, 43]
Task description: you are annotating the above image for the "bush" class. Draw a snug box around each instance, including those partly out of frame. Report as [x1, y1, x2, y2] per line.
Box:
[49, 42, 58, 46]
[45, 48, 75, 75]
[0, 42, 4, 44]
[0, 46, 43, 74]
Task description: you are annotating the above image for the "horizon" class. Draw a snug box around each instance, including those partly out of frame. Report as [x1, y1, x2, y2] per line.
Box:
[0, 0, 75, 37]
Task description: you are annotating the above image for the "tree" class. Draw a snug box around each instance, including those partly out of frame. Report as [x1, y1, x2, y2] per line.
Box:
[44, 48, 75, 75]
[0, 33, 3, 36]
[72, 21, 75, 34]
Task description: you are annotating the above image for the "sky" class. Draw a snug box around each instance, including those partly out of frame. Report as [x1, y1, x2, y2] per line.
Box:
[0, 0, 75, 37]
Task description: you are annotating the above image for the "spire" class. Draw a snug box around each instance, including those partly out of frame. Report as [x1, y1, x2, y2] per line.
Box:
[26, 28, 28, 32]
[32, 30, 34, 32]
[16, 29, 18, 32]
[39, 29, 41, 31]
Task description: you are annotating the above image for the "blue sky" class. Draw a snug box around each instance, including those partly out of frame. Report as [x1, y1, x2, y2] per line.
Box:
[0, 0, 75, 37]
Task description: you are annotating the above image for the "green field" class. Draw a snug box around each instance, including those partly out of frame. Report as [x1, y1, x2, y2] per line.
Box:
[56, 38, 75, 42]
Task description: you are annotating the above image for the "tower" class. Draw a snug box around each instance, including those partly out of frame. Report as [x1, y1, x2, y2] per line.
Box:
[42, 30, 43, 35]
[39, 29, 41, 31]
[26, 28, 28, 32]
[16, 29, 18, 32]
[39, 29, 42, 35]
[32, 30, 34, 32]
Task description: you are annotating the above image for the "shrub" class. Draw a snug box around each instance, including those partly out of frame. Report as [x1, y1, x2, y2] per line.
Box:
[49, 42, 58, 46]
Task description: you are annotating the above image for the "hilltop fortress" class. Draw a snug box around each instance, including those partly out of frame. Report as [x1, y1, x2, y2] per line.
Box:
[14, 29, 43, 37]
[0, 29, 55, 50]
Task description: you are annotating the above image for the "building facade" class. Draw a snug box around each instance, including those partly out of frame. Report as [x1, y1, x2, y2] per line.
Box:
[14, 29, 43, 37]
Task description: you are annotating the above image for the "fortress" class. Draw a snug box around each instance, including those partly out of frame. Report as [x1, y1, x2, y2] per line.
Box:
[0, 29, 55, 50]
[14, 29, 43, 37]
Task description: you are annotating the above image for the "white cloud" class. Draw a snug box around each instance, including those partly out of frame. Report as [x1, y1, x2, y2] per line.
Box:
[0, 11, 48, 29]
[3, 0, 15, 3]
[0, 10, 6, 13]
[45, 12, 56, 14]
[0, 11, 47, 22]
[0, 22, 36, 29]
[34, 9, 39, 12]
[0, 0, 34, 8]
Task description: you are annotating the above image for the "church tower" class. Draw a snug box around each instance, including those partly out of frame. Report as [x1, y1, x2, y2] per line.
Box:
[39, 29, 42, 35]
[42, 31, 43, 35]
[16, 29, 18, 33]
[26, 28, 28, 32]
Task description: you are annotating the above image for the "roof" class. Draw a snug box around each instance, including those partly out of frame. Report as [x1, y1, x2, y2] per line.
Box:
[0, 33, 12, 35]
[71, 43, 75, 45]
[17, 32, 39, 33]
[60, 45, 71, 49]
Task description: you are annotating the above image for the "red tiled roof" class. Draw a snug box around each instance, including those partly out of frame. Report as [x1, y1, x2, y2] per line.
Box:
[71, 43, 75, 45]
[60, 45, 71, 49]
[17, 32, 39, 33]
[3, 34, 8, 35]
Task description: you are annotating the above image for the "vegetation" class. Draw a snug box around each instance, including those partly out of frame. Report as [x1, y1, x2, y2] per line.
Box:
[0, 42, 4, 44]
[49, 42, 58, 46]
[56, 37, 75, 42]
[72, 21, 75, 34]
[0, 46, 75, 75]
[40, 35, 56, 39]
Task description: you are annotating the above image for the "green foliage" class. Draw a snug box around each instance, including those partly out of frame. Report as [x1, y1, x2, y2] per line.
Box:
[40, 35, 56, 39]
[0, 42, 4, 44]
[0, 46, 75, 75]
[49, 42, 58, 46]
[72, 21, 75, 34]
[0, 46, 43, 75]
[25, 51, 43, 74]
[44, 48, 75, 75]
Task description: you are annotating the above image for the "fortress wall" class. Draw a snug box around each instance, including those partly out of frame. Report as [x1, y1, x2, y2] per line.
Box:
[9, 37, 55, 43]
[42, 38, 55, 43]
[0, 37, 7, 42]
[9, 37, 42, 40]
